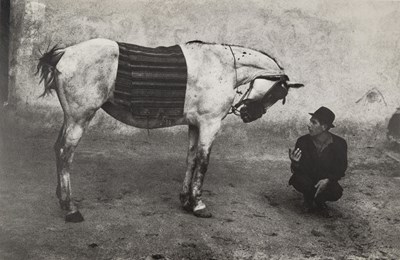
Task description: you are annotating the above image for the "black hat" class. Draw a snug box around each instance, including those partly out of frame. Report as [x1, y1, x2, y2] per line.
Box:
[309, 106, 335, 128]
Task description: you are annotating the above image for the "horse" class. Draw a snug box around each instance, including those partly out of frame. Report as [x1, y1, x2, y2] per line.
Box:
[36, 38, 304, 222]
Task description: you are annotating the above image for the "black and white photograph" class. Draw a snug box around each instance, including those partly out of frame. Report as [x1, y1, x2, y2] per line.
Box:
[0, 0, 399, 259]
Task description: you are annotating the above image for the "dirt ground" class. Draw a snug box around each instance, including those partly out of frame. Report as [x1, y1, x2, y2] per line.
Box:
[0, 120, 399, 260]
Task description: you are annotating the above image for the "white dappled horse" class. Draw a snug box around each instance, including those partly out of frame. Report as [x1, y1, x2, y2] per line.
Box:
[37, 38, 303, 222]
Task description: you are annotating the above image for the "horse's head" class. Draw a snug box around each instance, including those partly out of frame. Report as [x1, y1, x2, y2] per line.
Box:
[239, 75, 304, 123]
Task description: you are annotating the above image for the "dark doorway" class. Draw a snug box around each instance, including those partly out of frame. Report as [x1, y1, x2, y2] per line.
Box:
[0, 0, 10, 103]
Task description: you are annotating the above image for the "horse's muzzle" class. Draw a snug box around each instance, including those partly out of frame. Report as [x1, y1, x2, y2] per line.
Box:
[240, 100, 266, 123]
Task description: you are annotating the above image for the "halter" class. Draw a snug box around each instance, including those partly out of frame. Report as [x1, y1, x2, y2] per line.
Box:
[228, 75, 290, 117]
[257, 74, 289, 105]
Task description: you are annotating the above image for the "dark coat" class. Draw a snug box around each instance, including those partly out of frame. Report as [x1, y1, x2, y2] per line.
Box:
[290, 133, 348, 183]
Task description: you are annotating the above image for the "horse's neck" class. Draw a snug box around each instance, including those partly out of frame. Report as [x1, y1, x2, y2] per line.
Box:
[231, 46, 284, 86]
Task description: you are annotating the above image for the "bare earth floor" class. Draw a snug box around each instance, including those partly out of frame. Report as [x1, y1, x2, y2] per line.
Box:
[0, 125, 399, 260]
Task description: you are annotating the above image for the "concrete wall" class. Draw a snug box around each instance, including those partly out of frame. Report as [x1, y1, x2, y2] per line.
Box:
[7, 0, 400, 138]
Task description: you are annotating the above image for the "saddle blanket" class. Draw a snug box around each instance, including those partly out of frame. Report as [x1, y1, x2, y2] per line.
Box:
[114, 42, 188, 121]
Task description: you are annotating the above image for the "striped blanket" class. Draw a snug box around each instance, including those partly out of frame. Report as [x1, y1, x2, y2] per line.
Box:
[114, 42, 188, 122]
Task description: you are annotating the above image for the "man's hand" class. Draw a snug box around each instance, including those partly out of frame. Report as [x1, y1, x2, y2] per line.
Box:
[314, 178, 329, 198]
[289, 148, 302, 162]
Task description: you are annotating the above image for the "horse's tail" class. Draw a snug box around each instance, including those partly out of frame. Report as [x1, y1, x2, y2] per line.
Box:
[35, 45, 65, 97]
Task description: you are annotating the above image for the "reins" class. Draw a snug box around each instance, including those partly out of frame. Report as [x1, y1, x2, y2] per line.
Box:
[228, 84, 254, 115]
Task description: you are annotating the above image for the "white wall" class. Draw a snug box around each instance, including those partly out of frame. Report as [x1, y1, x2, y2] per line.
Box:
[8, 0, 400, 135]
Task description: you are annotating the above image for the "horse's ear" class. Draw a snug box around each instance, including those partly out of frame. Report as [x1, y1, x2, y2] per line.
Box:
[287, 83, 304, 88]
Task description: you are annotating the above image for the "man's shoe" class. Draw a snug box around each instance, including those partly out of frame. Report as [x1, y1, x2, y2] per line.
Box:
[316, 202, 332, 218]
[302, 198, 315, 213]
[316, 201, 327, 208]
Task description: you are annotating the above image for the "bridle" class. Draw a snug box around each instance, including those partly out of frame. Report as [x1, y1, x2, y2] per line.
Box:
[228, 75, 290, 117]
[226, 45, 290, 122]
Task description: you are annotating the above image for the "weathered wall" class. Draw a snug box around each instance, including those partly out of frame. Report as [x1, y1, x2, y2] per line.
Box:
[7, 0, 400, 138]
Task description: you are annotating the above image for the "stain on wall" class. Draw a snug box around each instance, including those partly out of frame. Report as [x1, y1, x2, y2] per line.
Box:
[7, 0, 400, 136]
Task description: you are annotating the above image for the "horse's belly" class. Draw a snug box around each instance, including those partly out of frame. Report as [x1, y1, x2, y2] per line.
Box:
[101, 102, 187, 129]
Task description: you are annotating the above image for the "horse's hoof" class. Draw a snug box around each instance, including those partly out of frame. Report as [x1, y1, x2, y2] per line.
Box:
[65, 211, 84, 223]
[179, 193, 193, 212]
[193, 208, 212, 218]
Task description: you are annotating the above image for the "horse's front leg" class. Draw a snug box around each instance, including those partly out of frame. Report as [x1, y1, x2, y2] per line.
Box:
[180, 124, 199, 211]
[191, 119, 221, 218]
[54, 118, 91, 222]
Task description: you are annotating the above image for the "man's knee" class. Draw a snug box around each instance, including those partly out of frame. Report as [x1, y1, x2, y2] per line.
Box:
[316, 181, 343, 203]
[289, 174, 315, 196]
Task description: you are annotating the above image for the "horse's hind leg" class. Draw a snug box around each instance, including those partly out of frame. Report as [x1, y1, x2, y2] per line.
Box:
[180, 124, 199, 211]
[54, 114, 95, 222]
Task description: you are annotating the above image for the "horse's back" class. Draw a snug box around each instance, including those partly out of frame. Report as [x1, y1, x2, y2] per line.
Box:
[55, 39, 235, 127]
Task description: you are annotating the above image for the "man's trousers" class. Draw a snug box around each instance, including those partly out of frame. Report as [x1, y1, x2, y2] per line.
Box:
[289, 173, 343, 204]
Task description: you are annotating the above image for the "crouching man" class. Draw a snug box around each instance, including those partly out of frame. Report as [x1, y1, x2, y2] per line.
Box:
[289, 106, 347, 217]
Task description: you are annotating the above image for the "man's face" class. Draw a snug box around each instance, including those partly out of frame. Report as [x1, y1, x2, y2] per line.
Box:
[308, 117, 325, 136]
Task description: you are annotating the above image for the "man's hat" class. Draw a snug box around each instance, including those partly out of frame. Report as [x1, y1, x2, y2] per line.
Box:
[309, 106, 335, 128]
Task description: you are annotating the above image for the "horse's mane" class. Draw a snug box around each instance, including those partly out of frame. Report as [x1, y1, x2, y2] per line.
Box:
[186, 40, 206, 44]
[186, 40, 284, 70]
